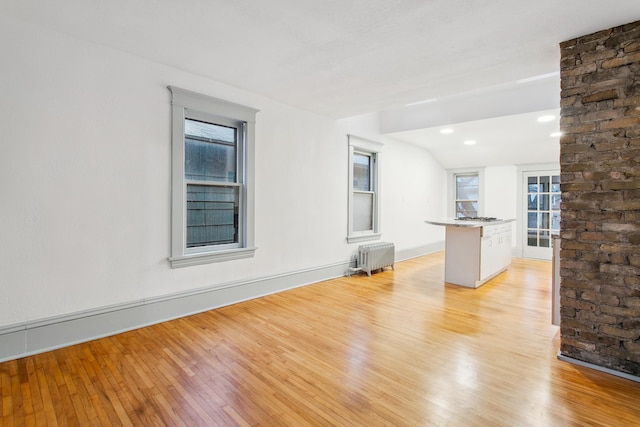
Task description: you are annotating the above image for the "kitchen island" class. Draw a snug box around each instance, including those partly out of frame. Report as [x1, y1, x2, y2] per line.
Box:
[426, 218, 515, 288]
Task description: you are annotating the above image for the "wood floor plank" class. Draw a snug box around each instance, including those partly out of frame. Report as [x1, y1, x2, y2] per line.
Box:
[9, 362, 25, 427]
[1, 362, 14, 426]
[24, 358, 49, 427]
[1, 253, 640, 426]
[16, 359, 34, 427]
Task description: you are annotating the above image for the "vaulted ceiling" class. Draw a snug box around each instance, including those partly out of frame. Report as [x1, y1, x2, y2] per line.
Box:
[2, 0, 639, 167]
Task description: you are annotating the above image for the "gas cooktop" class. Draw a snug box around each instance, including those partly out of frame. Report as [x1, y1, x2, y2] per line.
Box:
[456, 216, 499, 222]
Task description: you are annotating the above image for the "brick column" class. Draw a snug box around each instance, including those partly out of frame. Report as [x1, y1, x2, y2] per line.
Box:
[559, 20, 640, 376]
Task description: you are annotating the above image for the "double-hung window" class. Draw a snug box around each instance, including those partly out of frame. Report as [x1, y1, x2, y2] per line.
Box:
[448, 168, 484, 218]
[455, 173, 479, 218]
[347, 135, 382, 243]
[168, 86, 258, 268]
[184, 118, 240, 248]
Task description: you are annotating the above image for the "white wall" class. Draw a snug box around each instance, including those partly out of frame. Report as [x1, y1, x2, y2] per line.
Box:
[337, 114, 447, 251]
[484, 165, 519, 250]
[0, 15, 446, 333]
[484, 165, 518, 220]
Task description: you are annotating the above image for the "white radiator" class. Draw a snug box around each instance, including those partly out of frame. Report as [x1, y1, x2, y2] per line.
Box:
[357, 242, 395, 276]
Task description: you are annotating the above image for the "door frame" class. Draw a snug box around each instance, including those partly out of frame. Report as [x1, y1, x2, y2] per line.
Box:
[516, 163, 560, 259]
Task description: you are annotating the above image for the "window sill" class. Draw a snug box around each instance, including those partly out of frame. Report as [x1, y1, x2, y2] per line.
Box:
[169, 247, 257, 268]
[346, 233, 382, 244]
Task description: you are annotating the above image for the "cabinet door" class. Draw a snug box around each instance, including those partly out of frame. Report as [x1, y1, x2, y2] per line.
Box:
[480, 235, 498, 280]
[480, 225, 511, 280]
[502, 228, 512, 269]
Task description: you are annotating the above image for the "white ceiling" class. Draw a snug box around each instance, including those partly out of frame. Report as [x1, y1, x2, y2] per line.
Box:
[387, 108, 561, 169]
[2, 0, 640, 168]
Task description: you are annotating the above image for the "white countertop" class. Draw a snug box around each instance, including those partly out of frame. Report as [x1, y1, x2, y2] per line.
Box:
[425, 218, 515, 228]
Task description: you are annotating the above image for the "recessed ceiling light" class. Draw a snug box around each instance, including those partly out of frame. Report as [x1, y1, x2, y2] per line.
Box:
[464, 140, 476, 145]
[440, 128, 454, 134]
[550, 132, 563, 137]
[537, 115, 555, 122]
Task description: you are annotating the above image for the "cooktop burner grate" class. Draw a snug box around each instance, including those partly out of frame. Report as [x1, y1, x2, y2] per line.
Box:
[456, 216, 499, 222]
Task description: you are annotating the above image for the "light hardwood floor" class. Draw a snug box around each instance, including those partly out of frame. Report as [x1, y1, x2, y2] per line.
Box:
[1, 252, 640, 426]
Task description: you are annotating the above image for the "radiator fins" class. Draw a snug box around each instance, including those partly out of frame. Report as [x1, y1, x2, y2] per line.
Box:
[356, 242, 395, 276]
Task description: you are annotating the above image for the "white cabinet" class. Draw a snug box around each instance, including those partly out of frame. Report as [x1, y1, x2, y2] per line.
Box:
[442, 222, 513, 288]
[444, 226, 481, 287]
[480, 231, 498, 281]
[480, 224, 512, 282]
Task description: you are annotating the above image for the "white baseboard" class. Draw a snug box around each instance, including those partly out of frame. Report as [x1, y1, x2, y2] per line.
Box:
[557, 351, 640, 383]
[0, 243, 443, 363]
[395, 241, 444, 262]
[0, 260, 353, 363]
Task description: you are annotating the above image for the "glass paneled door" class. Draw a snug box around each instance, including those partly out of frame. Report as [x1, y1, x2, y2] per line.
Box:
[523, 171, 560, 260]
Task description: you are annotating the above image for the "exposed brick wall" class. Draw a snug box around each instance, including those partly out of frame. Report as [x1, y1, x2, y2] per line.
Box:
[559, 20, 640, 376]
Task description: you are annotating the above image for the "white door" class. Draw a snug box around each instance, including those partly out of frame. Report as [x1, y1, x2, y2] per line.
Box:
[523, 171, 560, 260]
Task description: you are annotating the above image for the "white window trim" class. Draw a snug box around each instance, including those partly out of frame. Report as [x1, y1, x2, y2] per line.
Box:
[447, 167, 485, 218]
[347, 134, 383, 243]
[168, 86, 259, 268]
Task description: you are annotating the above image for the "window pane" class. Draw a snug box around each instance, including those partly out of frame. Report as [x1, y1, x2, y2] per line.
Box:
[551, 194, 561, 210]
[528, 212, 537, 228]
[552, 212, 560, 231]
[353, 153, 371, 191]
[186, 184, 238, 247]
[540, 230, 550, 248]
[540, 194, 549, 211]
[551, 175, 560, 192]
[539, 212, 550, 229]
[456, 201, 478, 218]
[456, 175, 478, 200]
[528, 177, 538, 193]
[528, 194, 538, 210]
[527, 229, 537, 246]
[353, 192, 373, 231]
[185, 119, 236, 182]
[540, 176, 550, 193]
[185, 118, 235, 142]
